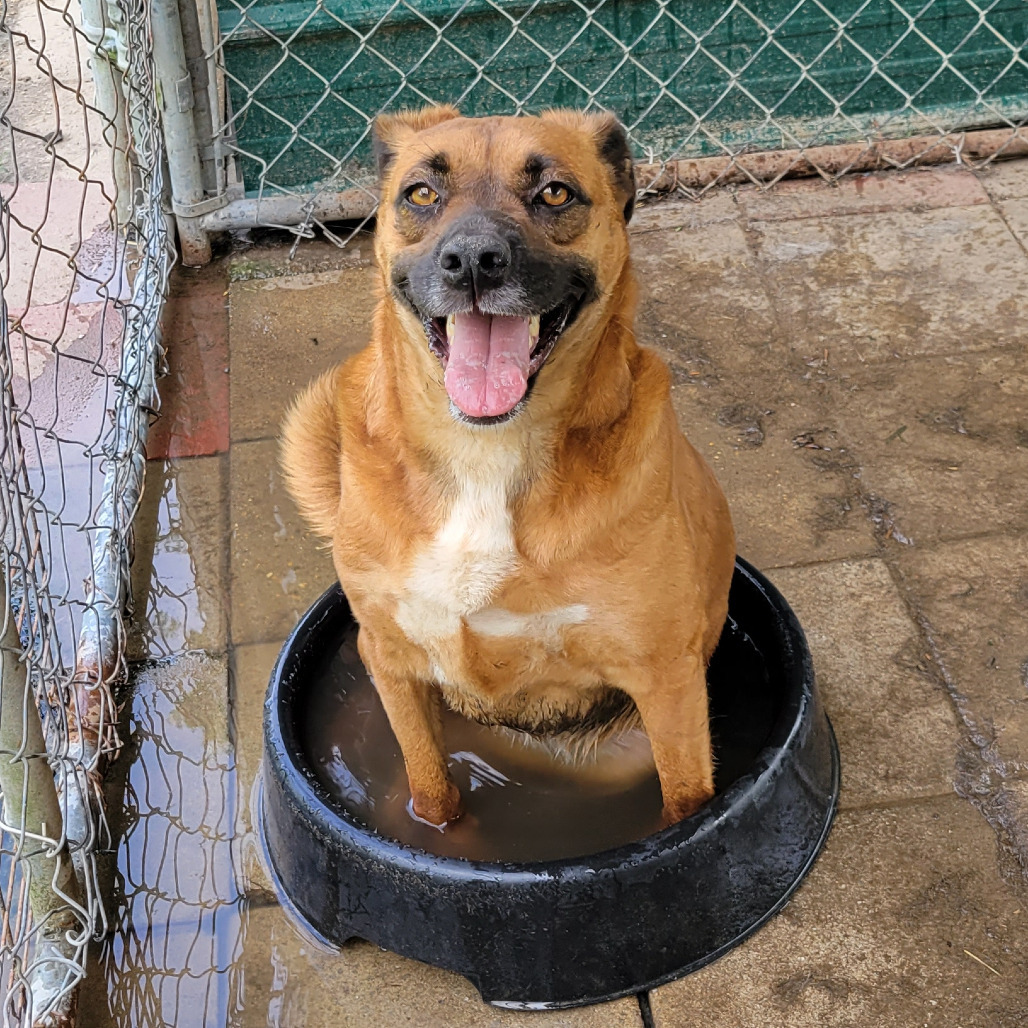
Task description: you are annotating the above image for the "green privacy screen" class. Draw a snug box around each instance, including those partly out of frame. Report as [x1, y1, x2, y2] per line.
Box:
[215, 0, 1028, 196]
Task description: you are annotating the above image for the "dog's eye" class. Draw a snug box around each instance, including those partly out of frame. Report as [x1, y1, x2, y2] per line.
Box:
[538, 182, 572, 207]
[406, 184, 440, 207]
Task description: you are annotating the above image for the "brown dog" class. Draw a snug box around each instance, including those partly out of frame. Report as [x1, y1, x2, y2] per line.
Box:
[281, 107, 735, 827]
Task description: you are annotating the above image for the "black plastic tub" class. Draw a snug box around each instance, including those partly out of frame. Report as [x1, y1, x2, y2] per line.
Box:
[261, 557, 839, 1009]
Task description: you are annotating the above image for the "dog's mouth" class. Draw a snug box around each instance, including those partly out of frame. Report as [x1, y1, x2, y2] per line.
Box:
[422, 297, 582, 422]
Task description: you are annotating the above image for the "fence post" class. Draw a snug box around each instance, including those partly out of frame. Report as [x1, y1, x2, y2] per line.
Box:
[151, 0, 212, 266]
[0, 579, 87, 1026]
[177, 0, 219, 196]
[78, 0, 135, 227]
[63, 150, 169, 878]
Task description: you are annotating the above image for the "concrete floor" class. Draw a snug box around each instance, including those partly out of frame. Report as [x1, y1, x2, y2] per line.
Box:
[81, 159, 1028, 1026]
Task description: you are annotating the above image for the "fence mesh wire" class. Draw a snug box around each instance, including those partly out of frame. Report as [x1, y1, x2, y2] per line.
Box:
[0, 0, 170, 1018]
[0, 0, 1026, 1024]
[201, 0, 1028, 248]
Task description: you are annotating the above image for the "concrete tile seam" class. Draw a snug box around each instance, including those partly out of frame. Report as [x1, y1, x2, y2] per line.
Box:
[741, 199, 994, 226]
[629, 209, 748, 239]
[749, 365, 1026, 872]
[637, 991, 655, 1028]
[884, 560, 1028, 881]
[989, 198, 1028, 263]
[647, 792, 1028, 1025]
[780, 340, 1020, 380]
[907, 598, 1025, 776]
[837, 790, 961, 814]
[227, 252, 374, 285]
[227, 432, 283, 447]
[735, 218, 794, 347]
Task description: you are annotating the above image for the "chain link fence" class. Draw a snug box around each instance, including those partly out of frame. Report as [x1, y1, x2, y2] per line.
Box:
[95, 653, 242, 1028]
[0, 0, 170, 1017]
[0, 0, 1026, 1024]
[153, 0, 1028, 258]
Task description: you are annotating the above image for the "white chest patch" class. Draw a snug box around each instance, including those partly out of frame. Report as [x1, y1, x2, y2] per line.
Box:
[395, 463, 519, 645]
[465, 603, 589, 643]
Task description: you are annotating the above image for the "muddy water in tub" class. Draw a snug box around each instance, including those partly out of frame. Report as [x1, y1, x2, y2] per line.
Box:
[301, 616, 778, 862]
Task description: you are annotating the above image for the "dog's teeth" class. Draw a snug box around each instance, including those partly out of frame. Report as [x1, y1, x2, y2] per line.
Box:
[529, 315, 540, 340]
[446, 314, 455, 340]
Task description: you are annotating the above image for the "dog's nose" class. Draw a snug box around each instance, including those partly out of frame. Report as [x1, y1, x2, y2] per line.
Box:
[438, 233, 511, 291]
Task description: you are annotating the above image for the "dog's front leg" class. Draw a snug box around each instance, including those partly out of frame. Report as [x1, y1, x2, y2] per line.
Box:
[612, 651, 715, 825]
[359, 629, 462, 824]
[379, 676, 462, 825]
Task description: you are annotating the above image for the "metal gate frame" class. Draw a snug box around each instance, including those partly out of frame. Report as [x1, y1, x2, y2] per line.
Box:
[1, 0, 172, 1017]
[150, 0, 1028, 267]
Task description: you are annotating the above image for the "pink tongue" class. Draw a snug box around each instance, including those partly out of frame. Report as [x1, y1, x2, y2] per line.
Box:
[443, 311, 531, 418]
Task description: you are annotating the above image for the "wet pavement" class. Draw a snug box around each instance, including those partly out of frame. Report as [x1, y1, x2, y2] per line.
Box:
[81, 159, 1028, 1025]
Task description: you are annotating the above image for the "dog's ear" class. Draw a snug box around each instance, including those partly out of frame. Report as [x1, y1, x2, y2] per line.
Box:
[541, 110, 636, 223]
[591, 114, 636, 224]
[372, 105, 461, 182]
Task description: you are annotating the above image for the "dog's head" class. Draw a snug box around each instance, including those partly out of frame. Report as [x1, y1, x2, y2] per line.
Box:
[372, 107, 635, 425]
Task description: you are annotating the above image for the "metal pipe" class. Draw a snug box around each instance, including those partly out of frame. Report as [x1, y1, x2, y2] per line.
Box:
[67, 194, 167, 861]
[200, 124, 1028, 237]
[63, 70, 170, 882]
[636, 126, 1028, 194]
[0, 250, 94, 1027]
[199, 186, 377, 232]
[177, 0, 218, 195]
[151, 0, 212, 265]
[196, 0, 228, 196]
[78, 0, 134, 226]
[0, 579, 88, 1027]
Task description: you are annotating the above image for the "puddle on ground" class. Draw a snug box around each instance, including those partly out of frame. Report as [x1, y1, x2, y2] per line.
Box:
[82, 653, 244, 1027]
[300, 614, 779, 863]
[74, 450, 388, 1027]
[127, 458, 227, 661]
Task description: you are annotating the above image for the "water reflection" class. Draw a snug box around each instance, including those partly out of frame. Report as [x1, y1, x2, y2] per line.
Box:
[128, 458, 227, 661]
[77, 449, 245, 1026]
[86, 655, 243, 1027]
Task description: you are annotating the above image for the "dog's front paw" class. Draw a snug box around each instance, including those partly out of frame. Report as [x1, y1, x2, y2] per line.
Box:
[410, 780, 463, 827]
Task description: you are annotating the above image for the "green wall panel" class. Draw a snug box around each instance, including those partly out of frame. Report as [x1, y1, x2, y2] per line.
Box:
[216, 0, 1028, 194]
